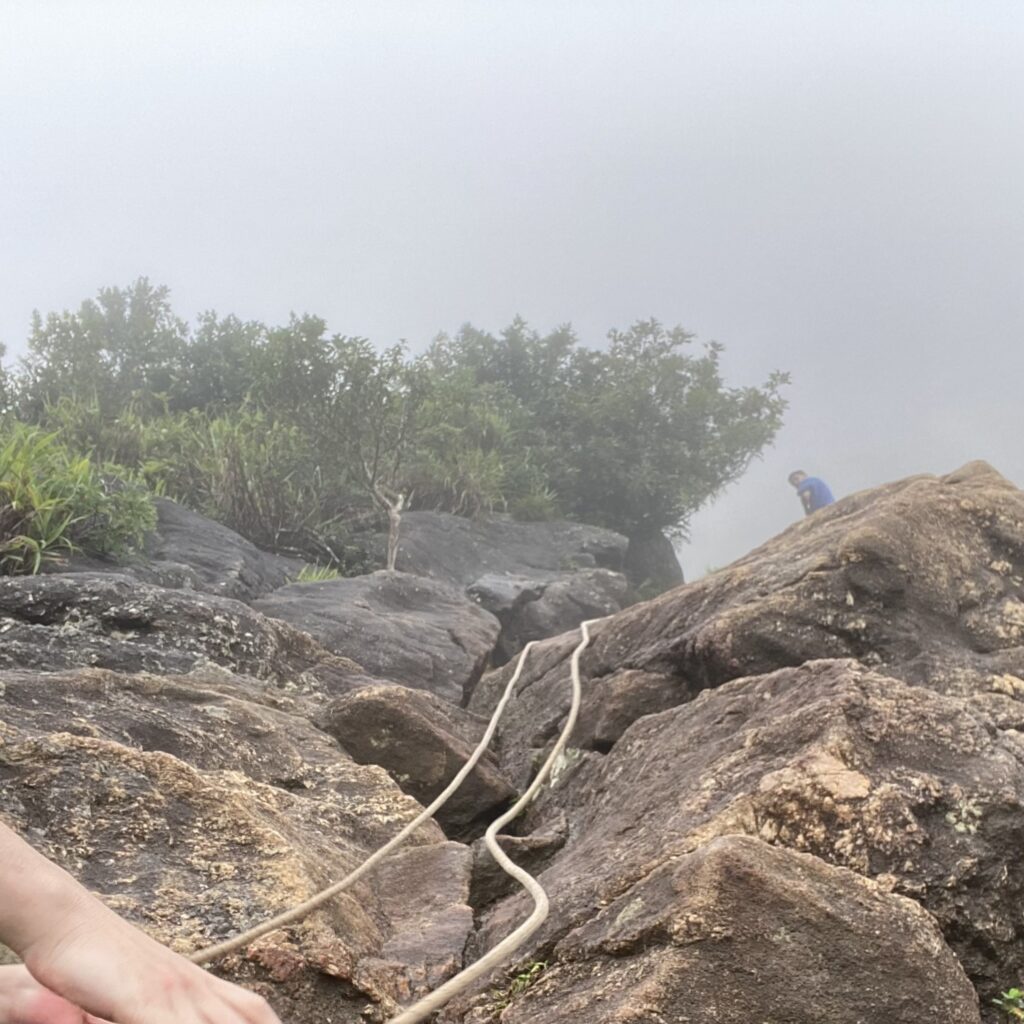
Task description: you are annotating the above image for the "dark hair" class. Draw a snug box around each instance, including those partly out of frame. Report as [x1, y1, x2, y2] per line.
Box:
[788, 470, 806, 485]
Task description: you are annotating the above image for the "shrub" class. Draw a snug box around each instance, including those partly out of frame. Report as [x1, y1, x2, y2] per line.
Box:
[8, 284, 789, 580]
[0, 423, 155, 573]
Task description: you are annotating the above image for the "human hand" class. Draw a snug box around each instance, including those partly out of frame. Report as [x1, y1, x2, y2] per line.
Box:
[0, 963, 107, 1024]
[17, 891, 280, 1024]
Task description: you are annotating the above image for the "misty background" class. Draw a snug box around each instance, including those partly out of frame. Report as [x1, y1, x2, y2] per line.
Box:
[2, 1, 1022, 576]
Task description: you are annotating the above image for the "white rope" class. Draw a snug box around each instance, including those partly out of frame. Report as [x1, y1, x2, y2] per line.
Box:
[191, 617, 597, 1024]
[385, 617, 594, 1024]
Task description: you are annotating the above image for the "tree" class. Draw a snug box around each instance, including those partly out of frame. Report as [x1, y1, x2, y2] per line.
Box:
[559, 320, 787, 589]
[11, 282, 787, 588]
[423, 318, 787, 591]
[17, 278, 189, 420]
[172, 312, 265, 411]
[332, 338, 426, 568]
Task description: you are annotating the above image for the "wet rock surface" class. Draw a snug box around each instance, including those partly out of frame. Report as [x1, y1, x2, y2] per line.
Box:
[472, 461, 1024, 781]
[143, 497, 300, 600]
[451, 835, 981, 1024]
[321, 684, 516, 840]
[0, 572, 360, 696]
[470, 568, 628, 665]
[43, 497, 299, 602]
[392, 511, 627, 586]
[253, 571, 501, 704]
[0, 667, 343, 786]
[0, 670, 472, 1022]
[3, 464, 1024, 1020]
[391, 511, 631, 662]
[467, 662, 1024, 1013]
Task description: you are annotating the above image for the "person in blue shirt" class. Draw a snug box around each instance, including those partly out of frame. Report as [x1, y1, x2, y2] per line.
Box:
[789, 470, 834, 515]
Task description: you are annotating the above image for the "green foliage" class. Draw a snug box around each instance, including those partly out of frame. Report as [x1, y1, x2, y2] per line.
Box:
[17, 279, 189, 420]
[409, 382, 548, 517]
[295, 563, 342, 582]
[6, 282, 788, 564]
[995, 989, 1024, 1019]
[489, 960, 548, 1011]
[419, 318, 787, 541]
[175, 410, 323, 550]
[557, 320, 787, 538]
[330, 337, 425, 502]
[175, 312, 265, 411]
[0, 423, 154, 573]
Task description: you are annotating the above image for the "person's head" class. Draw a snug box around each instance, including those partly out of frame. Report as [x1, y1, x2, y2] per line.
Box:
[788, 470, 807, 488]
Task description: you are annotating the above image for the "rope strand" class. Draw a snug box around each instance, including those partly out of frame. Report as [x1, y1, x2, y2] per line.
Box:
[385, 617, 594, 1024]
[191, 617, 598, 1023]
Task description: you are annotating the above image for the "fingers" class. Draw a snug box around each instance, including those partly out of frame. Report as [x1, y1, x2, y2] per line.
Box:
[14, 892, 281, 1024]
[0, 964, 90, 1024]
[215, 980, 282, 1024]
[106, 971, 281, 1024]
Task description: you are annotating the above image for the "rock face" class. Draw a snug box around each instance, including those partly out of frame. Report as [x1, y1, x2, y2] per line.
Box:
[0, 667, 348, 786]
[390, 511, 631, 662]
[468, 568, 628, 664]
[0, 666, 474, 1022]
[463, 463, 1024, 1019]
[621, 525, 686, 592]
[44, 497, 299, 601]
[0, 572, 359, 697]
[393, 512, 627, 585]
[472, 461, 1024, 779]
[4, 461, 1024, 1021]
[144, 497, 300, 600]
[452, 835, 980, 1024]
[321, 685, 516, 840]
[253, 571, 501, 704]
[467, 662, 1022, 1015]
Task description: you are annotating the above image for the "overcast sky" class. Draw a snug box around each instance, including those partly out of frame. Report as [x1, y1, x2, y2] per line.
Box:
[2, 1, 1022, 575]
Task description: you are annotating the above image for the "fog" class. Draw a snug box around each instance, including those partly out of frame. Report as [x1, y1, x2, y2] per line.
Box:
[2, 1, 1022, 575]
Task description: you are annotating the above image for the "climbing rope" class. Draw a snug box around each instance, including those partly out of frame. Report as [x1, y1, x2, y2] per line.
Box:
[191, 616, 596, 1023]
[386, 618, 592, 1023]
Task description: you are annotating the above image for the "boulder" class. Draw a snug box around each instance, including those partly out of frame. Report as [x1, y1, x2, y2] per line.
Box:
[468, 568, 628, 664]
[143, 497, 299, 600]
[321, 685, 516, 840]
[253, 571, 501, 704]
[471, 460, 1024, 780]
[0, 667, 347, 789]
[389, 512, 631, 660]
[621, 525, 686, 592]
[392, 512, 627, 586]
[42, 498, 299, 602]
[623, 461, 1024, 698]
[0, 572, 361, 697]
[0, 666, 475, 1022]
[469, 661, 1024, 1014]
[450, 836, 980, 1024]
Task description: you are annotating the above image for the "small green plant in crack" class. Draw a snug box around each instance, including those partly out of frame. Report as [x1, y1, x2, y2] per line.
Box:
[489, 960, 548, 1010]
[295, 562, 341, 582]
[944, 798, 982, 835]
[994, 987, 1024, 1020]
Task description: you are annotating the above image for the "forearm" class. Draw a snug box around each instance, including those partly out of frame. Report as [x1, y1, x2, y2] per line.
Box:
[0, 821, 96, 958]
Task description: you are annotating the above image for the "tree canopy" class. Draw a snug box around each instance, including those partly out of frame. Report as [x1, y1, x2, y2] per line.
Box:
[3, 280, 788, 584]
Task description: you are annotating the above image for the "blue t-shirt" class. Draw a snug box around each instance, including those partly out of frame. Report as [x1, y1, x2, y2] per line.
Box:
[798, 476, 834, 512]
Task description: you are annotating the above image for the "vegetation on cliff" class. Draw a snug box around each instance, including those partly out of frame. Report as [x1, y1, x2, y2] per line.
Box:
[0, 279, 787, 576]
